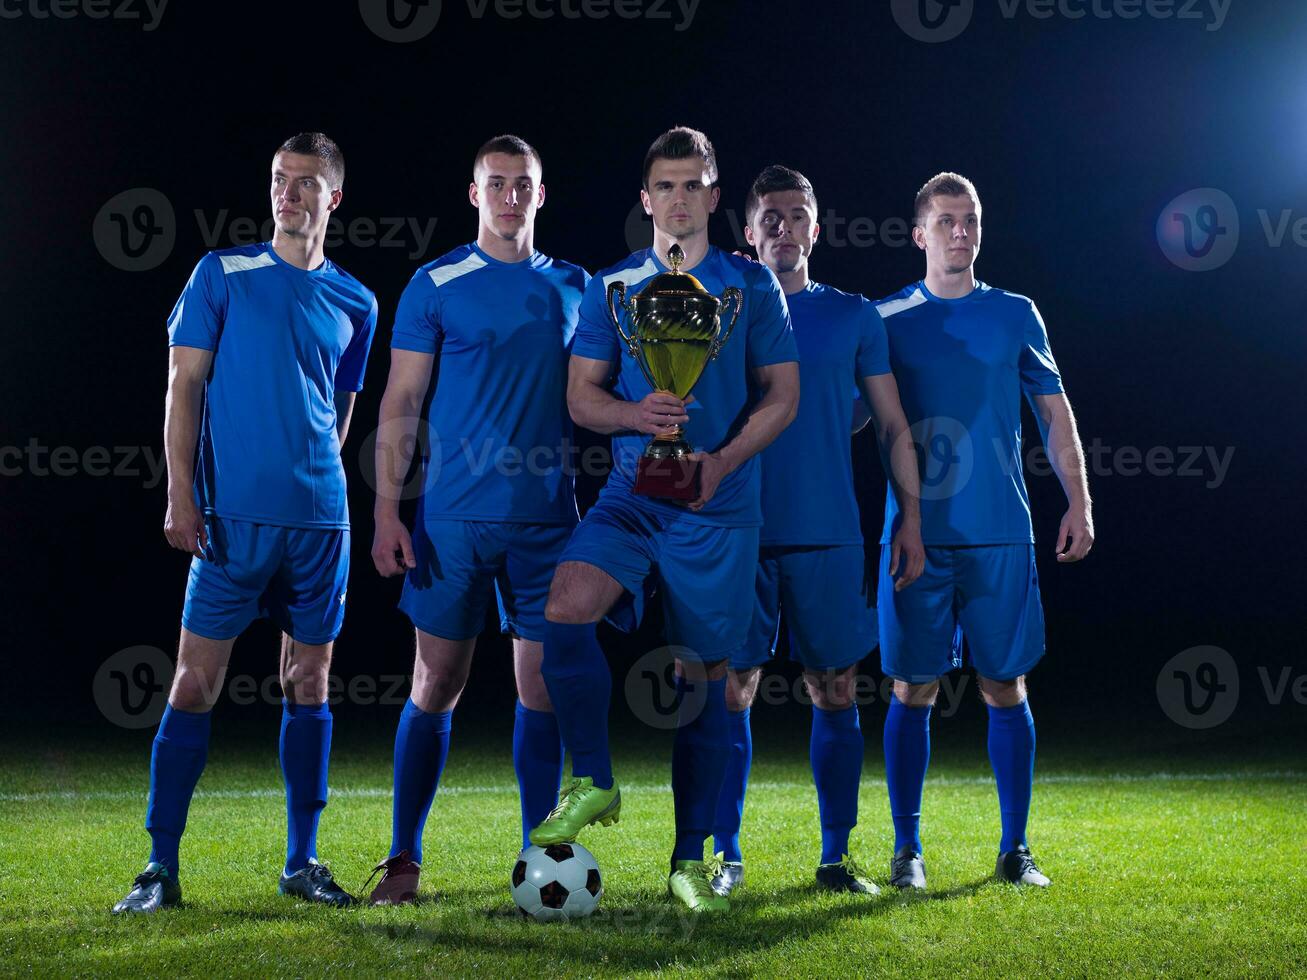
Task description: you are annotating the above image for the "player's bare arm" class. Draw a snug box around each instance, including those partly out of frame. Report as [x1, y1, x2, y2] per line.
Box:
[566, 354, 691, 436]
[686, 360, 798, 511]
[1032, 392, 1094, 562]
[333, 392, 356, 444]
[163, 344, 213, 559]
[371, 348, 434, 576]
[859, 372, 925, 589]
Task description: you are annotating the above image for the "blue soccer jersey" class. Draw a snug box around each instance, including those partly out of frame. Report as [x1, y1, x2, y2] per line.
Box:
[571, 246, 798, 527]
[167, 242, 378, 529]
[391, 243, 589, 525]
[759, 282, 890, 546]
[874, 280, 1064, 546]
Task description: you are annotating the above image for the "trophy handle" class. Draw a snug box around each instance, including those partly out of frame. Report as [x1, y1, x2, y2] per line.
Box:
[607, 281, 640, 359]
[708, 286, 744, 360]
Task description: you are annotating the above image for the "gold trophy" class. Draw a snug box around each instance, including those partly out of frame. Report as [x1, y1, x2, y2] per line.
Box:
[606, 244, 743, 500]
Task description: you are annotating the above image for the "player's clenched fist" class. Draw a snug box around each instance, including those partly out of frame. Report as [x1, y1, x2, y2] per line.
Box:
[372, 514, 417, 576]
[163, 495, 207, 559]
[624, 391, 692, 435]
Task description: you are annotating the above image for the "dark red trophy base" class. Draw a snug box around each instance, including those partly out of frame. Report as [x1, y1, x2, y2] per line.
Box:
[634, 454, 700, 501]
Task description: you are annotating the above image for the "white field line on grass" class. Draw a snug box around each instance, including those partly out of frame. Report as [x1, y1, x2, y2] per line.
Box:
[0, 771, 1302, 804]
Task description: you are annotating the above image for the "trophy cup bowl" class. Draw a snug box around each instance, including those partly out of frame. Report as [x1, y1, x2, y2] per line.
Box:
[606, 244, 743, 500]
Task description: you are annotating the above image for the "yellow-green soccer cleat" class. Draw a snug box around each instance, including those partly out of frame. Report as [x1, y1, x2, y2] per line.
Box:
[528, 776, 621, 846]
[668, 857, 730, 913]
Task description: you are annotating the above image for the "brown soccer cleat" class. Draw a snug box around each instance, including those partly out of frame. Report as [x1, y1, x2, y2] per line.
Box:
[366, 850, 421, 906]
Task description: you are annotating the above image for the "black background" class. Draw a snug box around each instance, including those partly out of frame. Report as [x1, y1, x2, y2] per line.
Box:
[1, 0, 1304, 749]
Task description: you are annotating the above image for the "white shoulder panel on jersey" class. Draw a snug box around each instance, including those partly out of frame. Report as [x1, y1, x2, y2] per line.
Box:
[602, 257, 658, 292]
[429, 252, 488, 288]
[876, 288, 928, 319]
[220, 252, 276, 275]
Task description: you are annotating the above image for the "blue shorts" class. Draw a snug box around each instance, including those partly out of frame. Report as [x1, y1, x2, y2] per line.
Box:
[182, 517, 350, 645]
[733, 544, 877, 672]
[400, 520, 573, 643]
[558, 491, 759, 662]
[879, 544, 1046, 683]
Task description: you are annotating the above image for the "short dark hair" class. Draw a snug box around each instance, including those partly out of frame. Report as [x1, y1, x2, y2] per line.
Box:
[642, 126, 717, 189]
[276, 132, 344, 189]
[914, 172, 980, 226]
[744, 165, 818, 225]
[473, 134, 542, 179]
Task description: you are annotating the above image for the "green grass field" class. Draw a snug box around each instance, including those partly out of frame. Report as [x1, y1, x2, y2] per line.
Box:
[1, 721, 1304, 978]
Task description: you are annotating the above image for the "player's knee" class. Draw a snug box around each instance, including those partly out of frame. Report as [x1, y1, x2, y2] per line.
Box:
[806, 667, 859, 711]
[168, 668, 220, 713]
[892, 679, 939, 707]
[725, 669, 760, 712]
[516, 671, 553, 712]
[411, 662, 469, 713]
[281, 640, 332, 705]
[979, 674, 1026, 707]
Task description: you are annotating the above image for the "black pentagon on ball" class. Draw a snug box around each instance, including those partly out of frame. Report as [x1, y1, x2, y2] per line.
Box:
[512, 860, 527, 887]
[543, 844, 575, 862]
[586, 868, 602, 896]
[539, 881, 570, 908]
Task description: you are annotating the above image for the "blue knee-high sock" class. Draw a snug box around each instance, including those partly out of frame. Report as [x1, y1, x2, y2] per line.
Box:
[389, 699, 452, 866]
[811, 704, 863, 865]
[988, 700, 1036, 853]
[711, 708, 752, 863]
[884, 699, 931, 853]
[279, 699, 332, 875]
[514, 700, 564, 848]
[671, 675, 730, 865]
[146, 704, 212, 878]
[540, 621, 612, 789]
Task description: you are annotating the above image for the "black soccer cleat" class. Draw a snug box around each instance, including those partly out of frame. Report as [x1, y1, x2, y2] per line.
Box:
[710, 860, 744, 897]
[996, 846, 1051, 887]
[889, 846, 927, 891]
[112, 863, 182, 915]
[815, 855, 880, 895]
[279, 859, 356, 907]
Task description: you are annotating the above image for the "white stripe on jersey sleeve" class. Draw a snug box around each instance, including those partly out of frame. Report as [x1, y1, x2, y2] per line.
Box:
[220, 252, 276, 274]
[602, 257, 658, 292]
[875, 288, 927, 319]
[428, 252, 488, 288]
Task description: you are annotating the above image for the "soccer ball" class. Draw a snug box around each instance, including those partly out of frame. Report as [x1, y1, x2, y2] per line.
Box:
[511, 843, 603, 922]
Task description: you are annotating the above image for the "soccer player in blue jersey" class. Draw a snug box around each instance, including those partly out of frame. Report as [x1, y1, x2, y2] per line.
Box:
[364, 135, 589, 905]
[527, 127, 800, 914]
[877, 173, 1094, 891]
[707, 166, 925, 898]
[112, 133, 378, 914]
